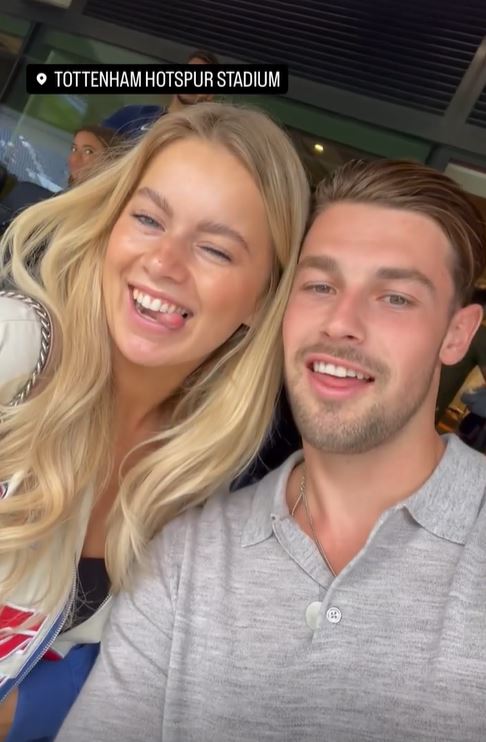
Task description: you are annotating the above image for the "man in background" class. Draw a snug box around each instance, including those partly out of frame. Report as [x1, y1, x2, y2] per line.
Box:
[102, 49, 219, 138]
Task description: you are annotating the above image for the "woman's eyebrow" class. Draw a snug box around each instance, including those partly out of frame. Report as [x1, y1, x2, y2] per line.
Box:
[197, 220, 249, 253]
[135, 187, 174, 217]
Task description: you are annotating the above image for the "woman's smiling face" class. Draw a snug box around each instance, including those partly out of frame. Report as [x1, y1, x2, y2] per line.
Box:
[102, 137, 274, 376]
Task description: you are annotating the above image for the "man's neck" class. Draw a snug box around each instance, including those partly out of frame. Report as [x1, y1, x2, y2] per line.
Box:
[167, 97, 185, 114]
[290, 415, 446, 573]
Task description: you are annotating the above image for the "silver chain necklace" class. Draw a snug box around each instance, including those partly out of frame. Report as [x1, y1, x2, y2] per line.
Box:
[292, 470, 336, 577]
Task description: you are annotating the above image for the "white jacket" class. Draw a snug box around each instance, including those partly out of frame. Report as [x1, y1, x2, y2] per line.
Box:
[0, 293, 111, 701]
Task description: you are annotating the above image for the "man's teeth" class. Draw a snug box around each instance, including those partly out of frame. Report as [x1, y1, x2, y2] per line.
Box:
[312, 361, 370, 381]
[132, 288, 188, 317]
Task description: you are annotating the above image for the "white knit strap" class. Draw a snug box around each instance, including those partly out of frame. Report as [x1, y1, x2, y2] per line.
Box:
[0, 290, 52, 406]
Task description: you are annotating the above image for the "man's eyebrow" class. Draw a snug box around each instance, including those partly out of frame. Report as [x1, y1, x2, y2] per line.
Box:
[296, 254, 341, 274]
[375, 267, 436, 295]
[297, 255, 436, 295]
[197, 220, 250, 253]
[135, 187, 173, 217]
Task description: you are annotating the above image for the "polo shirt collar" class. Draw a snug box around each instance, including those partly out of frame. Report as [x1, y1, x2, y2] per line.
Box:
[242, 435, 486, 548]
[403, 434, 486, 545]
[241, 451, 303, 547]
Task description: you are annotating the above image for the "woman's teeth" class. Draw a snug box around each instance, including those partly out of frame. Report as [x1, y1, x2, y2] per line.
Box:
[132, 288, 189, 318]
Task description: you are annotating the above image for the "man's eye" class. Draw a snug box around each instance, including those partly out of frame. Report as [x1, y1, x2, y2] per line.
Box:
[383, 294, 411, 306]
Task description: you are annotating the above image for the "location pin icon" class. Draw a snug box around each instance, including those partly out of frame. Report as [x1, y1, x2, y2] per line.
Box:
[36, 72, 47, 86]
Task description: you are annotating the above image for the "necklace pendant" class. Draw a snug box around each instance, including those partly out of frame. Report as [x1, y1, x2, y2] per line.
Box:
[299, 471, 336, 578]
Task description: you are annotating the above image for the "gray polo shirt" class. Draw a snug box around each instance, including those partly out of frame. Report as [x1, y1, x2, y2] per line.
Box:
[59, 435, 486, 742]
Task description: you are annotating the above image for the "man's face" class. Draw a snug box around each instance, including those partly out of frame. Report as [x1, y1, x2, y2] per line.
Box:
[283, 202, 481, 454]
[177, 57, 214, 106]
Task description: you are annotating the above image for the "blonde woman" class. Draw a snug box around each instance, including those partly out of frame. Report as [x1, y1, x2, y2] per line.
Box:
[0, 102, 310, 741]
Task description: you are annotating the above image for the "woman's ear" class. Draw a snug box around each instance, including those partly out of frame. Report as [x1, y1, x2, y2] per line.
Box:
[440, 303, 483, 366]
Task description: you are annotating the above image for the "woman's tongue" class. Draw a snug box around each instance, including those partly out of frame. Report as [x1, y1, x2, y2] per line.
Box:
[140, 305, 185, 330]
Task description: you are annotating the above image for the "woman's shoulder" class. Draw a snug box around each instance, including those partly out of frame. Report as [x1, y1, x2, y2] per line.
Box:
[0, 293, 43, 404]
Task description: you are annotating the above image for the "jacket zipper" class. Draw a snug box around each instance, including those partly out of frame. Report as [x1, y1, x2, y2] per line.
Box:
[0, 569, 76, 701]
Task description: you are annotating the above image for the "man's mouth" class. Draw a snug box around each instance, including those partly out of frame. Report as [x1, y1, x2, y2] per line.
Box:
[310, 361, 374, 382]
[304, 357, 376, 398]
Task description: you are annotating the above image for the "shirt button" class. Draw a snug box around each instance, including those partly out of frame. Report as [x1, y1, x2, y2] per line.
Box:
[326, 606, 342, 624]
[305, 601, 322, 630]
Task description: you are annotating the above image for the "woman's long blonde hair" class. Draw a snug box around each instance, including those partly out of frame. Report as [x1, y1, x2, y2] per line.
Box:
[0, 102, 310, 612]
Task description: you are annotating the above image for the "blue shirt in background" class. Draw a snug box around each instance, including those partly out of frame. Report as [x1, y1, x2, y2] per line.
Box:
[102, 105, 166, 138]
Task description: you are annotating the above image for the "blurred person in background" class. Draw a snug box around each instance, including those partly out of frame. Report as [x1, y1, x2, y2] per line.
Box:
[102, 49, 219, 139]
[0, 126, 123, 280]
[68, 125, 122, 186]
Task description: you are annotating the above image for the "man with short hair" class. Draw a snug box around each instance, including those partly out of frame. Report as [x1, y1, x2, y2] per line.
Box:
[59, 161, 486, 742]
[102, 49, 219, 138]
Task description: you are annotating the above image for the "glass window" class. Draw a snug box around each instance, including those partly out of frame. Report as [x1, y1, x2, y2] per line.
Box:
[287, 128, 377, 188]
[1, 29, 168, 192]
[0, 13, 31, 96]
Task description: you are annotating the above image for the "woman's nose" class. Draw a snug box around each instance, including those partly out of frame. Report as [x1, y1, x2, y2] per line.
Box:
[143, 238, 190, 284]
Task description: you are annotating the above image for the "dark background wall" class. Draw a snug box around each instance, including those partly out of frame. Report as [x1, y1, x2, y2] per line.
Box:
[1, 0, 486, 167]
[83, 0, 484, 113]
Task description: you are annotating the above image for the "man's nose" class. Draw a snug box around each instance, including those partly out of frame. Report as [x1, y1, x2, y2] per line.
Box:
[318, 292, 366, 343]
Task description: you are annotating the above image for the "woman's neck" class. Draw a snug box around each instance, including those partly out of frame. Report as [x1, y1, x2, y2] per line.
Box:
[111, 350, 193, 432]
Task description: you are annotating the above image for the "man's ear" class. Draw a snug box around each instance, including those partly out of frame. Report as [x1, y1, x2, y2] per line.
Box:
[440, 303, 483, 366]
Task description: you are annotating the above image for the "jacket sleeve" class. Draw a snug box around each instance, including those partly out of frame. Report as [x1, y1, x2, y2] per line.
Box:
[57, 523, 180, 742]
[0, 295, 42, 404]
[5, 643, 100, 742]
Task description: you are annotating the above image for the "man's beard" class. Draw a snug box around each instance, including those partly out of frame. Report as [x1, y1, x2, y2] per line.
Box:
[285, 345, 437, 455]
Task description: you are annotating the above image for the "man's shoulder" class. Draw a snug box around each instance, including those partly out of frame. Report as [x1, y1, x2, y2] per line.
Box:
[155, 478, 261, 547]
[440, 435, 486, 525]
[448, 433, 486, 471]
[102, 104, 164, 136]
[440, 434, 486, 491]
[150, 456, 298, 564]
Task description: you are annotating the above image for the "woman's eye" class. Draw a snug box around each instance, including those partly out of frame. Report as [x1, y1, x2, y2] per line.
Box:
[200, 245, 232, 263]
[133, 213, 162, 229]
